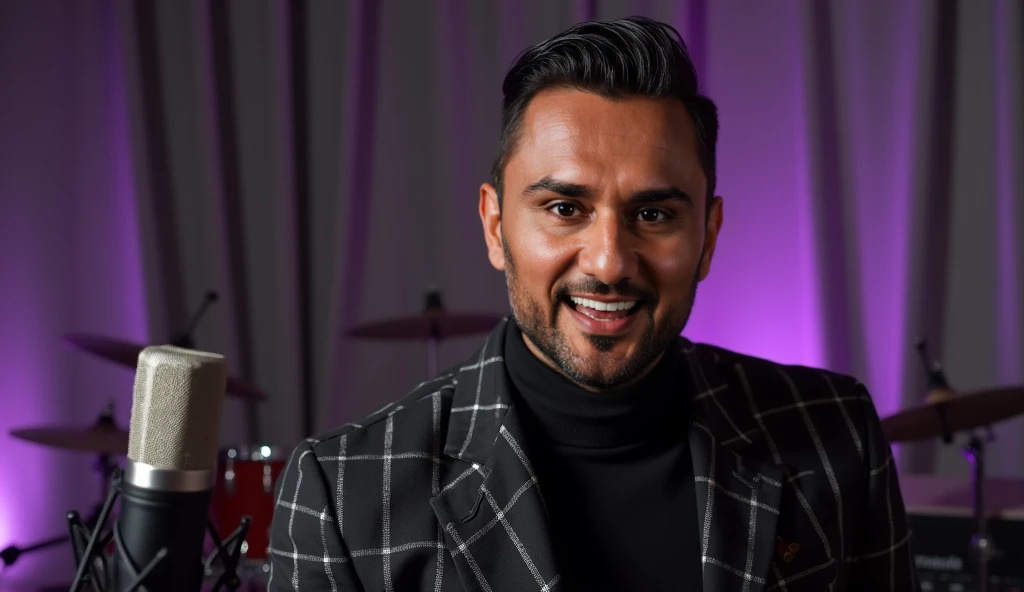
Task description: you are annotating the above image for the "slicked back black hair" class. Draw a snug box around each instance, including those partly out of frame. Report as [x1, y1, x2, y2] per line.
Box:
[491, 16, 718, 212]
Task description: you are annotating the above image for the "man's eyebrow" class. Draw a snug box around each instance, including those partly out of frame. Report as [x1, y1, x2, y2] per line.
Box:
[630, 187, 694, 206]
[521, 177, 694, 207]
[522, 177, 594, 198]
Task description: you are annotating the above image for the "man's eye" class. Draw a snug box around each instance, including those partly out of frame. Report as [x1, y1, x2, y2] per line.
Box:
[638, 208, 666, 222]
[552, 203, 577, 217]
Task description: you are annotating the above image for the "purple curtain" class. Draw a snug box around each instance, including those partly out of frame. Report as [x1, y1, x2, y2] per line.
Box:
[0, 0, 148, 586]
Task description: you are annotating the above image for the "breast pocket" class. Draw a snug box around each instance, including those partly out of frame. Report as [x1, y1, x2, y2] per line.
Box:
[769, 554, 839, 590]
[767, 470, 843, 590]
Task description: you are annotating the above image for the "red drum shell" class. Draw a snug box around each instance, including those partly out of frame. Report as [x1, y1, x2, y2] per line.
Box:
[210, 445, 287, 562]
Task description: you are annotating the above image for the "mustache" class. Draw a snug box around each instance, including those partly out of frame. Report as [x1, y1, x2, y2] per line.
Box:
[555, 278, 656, 303]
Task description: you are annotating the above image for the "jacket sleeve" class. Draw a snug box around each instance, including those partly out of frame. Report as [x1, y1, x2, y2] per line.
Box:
[846, 383, 920, 591]
[267, 438, 363, 591]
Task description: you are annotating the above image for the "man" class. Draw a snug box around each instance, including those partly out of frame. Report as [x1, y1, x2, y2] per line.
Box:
[268, 16, 917, 591]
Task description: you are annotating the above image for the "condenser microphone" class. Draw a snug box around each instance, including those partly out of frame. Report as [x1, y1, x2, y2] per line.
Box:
[111, 345, 227, 591]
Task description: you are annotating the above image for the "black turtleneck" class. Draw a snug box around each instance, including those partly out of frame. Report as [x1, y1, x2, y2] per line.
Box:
[503, 321, 702, 591]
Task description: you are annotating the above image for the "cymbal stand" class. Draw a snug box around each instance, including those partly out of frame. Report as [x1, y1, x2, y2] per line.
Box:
[916, 339, 955, 443]
[0, 463, 113, 570]
[0, 406, 120, 571]
[963, 431, 999, 592]
[427, 331, 439, 378]
[917, 338, 999, 590]
[170, 290, 219, 349]
[425, 287, 442, 378]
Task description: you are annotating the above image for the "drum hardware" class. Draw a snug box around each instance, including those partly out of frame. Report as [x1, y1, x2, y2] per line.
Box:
[880, 341, 1024, 444]
[210, 445, 287, 572]
[915, 338, 956, 444]
[262, 463, 273, 494]
[962, 432, 1000, 592]
[2, 404, 123, 570]
[224, 449, 237, 496]
[8, 408, 130, 455]
[167, 290, 218, 350]
[63, 290, 269, 401]
[345, 285, 505, 376]
[880, 339, 1024, 592]
[63, 333, 267, 402]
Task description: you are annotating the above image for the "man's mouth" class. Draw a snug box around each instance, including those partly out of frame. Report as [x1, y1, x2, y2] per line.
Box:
[565, 296, 643, 322]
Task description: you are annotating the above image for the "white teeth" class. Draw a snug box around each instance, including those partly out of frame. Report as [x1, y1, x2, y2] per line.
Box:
[569, 297, 638, 312]
[578, 309, 615, 322]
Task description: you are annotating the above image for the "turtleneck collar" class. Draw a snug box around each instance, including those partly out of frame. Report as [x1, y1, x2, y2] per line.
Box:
[503, 319, 688, 449]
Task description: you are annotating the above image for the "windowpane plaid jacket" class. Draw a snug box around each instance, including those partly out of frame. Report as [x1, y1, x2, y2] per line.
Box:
[268, 319, 918, 591]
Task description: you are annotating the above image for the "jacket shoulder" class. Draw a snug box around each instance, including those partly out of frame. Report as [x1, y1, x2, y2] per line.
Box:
[691, 341, 866, 401]
[303, 368, 460, 458]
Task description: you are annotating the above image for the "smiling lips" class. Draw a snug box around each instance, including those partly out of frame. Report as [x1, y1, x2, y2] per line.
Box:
[568, 296, 639, 322]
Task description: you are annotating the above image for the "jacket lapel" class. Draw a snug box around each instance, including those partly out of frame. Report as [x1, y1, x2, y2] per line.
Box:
[681, 341, 784, 592]
[430, 320, 560, 592]
[429, 322, 786, 592]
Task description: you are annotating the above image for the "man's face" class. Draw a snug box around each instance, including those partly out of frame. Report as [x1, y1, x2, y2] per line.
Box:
[480, 89, 723, 391]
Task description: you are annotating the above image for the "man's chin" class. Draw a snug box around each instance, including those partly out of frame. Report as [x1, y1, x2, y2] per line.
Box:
[559, 351, 644, 390]
[565, 368, 639, 391]
[565, 333, 635, 362]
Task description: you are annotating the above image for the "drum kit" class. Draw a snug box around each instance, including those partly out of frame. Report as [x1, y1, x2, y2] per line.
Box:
[0, 288, 504, 589]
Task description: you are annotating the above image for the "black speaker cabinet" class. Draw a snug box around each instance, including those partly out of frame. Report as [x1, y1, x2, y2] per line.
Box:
[902, 474, 1024, 592]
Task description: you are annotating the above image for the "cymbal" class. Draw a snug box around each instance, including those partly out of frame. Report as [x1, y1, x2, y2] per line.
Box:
[346, 311, 505, 340]
[10, 424, 128, 455]
[880, 386, 1024, 442]
[64, 333, 267, 401]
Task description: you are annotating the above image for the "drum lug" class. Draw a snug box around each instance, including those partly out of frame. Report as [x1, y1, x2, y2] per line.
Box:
[225, 455, 236, 495]
[263, 462, 273, 493]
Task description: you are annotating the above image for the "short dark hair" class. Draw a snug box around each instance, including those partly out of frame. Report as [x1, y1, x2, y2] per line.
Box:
[491, 16, 718, 211]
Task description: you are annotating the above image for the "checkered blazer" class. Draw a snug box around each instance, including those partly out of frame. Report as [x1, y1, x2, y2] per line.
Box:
[267, 318, 918, 591]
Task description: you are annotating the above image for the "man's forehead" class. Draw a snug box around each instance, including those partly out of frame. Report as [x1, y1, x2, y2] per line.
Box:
[508, 89, 703, 190]
[516, 89, 697, 157]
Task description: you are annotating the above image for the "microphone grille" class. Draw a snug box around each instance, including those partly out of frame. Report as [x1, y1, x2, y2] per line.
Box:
[128, 345, 228, 471]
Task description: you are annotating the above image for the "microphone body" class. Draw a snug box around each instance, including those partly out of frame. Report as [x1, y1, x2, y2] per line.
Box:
[113, 484, 210, 590]
[111, 345, 227, 591]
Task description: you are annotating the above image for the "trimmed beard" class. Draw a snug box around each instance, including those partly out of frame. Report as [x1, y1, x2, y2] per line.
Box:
[501, 234, 700, 391]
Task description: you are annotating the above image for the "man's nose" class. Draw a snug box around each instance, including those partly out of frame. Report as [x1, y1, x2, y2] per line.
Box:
[576, 215, 639, 287]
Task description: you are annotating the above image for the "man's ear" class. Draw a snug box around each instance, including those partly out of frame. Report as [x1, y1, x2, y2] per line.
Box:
[479, 183, 505, 271]
[698, 196, 723, 281]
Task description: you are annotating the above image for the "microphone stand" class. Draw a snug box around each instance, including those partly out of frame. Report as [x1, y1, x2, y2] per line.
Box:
[66, 469, 252, 592]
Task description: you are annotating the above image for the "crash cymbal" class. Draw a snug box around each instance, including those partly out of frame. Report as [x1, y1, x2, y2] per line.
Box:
[64, 333, 267, 401]
[10, 423, 129, 455]
[346, 311, 505, 340]
[880, 385, 1024, 442]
